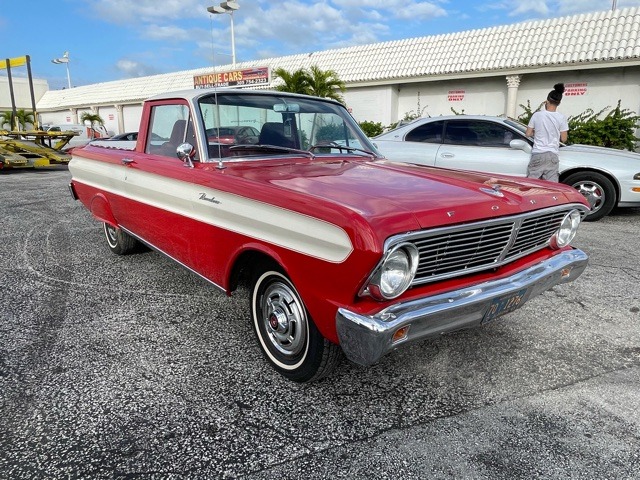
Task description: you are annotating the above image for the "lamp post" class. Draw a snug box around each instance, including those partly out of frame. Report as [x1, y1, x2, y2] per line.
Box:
[207, 1, 239, 68]
[51, 51, 71, 88]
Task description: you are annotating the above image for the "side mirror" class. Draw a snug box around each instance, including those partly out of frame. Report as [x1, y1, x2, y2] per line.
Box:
[177, 142, 196, 168]
[509, 139, 532, 153]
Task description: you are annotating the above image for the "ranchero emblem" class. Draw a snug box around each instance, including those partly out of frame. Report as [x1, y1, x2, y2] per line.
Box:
[198, 193, 221, 204]
[480, 185, 504, 197]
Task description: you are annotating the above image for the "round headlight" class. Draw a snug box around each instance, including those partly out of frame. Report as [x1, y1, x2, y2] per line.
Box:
[369, 243, 419, 300]
[550, 209, 582, 249]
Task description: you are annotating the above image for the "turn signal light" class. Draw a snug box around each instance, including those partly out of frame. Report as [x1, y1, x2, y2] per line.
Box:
[392, 326, 410, 343]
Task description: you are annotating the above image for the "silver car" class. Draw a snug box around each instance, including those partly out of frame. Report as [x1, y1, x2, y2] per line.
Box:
[373, 115, 640, 221]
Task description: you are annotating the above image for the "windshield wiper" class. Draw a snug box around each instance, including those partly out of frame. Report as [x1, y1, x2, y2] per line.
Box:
[309, 141, 377, 158]
[229, 144, 315, 159]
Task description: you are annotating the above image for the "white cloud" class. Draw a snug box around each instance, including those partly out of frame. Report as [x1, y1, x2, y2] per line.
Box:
[115, 59, 161, 77]
[143, 24, 193, 41]
[91, 0, 204, 23]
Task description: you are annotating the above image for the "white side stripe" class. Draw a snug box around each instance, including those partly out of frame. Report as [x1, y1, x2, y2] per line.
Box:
[70, 156, 354, 263]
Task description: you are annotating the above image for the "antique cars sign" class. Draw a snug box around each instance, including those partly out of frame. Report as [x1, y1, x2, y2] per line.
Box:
[193, 67, 269, 88]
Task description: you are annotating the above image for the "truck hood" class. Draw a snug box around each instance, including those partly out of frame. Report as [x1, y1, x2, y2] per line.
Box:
[229, 158, 586, 231]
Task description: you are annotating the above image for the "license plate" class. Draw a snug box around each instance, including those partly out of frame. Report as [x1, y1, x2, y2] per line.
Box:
[483, 288, 528, 323]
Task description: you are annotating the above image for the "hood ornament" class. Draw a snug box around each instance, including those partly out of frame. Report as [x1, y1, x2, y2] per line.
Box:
[480, 184, 504, 197]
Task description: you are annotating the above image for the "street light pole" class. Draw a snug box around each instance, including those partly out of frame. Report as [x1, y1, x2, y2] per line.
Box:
[207, 1, 240, 68]
[51, 51, 71, 88]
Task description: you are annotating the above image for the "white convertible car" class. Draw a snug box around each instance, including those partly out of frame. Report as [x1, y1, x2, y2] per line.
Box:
[373, 115, 640, 221]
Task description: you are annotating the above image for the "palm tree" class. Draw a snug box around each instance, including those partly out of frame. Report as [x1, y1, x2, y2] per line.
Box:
[306, 65, 346, 104]
[15, 109, 35, 131]
[80, 112, 105, 139]
[273, 66, 347, 103]
[273, 67, 311, 95]
[0, 111, 13, 130]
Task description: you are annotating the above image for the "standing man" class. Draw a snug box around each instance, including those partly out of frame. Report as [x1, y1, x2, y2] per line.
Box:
[525, 83, 568, 182]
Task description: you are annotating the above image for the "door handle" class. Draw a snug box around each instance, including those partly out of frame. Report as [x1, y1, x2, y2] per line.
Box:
[440, 152, 454, 158]
[121, 158, 135, 165]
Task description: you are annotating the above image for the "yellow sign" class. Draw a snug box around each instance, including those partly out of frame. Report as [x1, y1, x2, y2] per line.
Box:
[0, 56, 27, 69]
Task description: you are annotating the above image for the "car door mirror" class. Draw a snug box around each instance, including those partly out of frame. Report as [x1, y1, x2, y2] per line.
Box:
[177, 142, 196, 168]
[509, 139, 531, 153]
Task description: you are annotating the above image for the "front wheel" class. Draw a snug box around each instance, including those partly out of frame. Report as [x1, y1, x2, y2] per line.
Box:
[251, 268, 341, 382]
[563, 172, 616, 222]
[103, 223, 137, 255]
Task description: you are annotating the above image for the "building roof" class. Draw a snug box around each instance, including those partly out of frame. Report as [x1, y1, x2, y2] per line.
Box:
[37, 6, 640, 111]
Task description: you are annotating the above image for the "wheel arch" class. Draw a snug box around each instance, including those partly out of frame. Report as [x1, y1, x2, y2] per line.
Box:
[227, 246, 287, 293]
[560, 167, 620, 202]
[89, 193, 118, 227]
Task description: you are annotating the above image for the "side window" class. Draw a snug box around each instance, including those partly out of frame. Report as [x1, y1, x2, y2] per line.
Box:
[444, 120, 480, 146]
[444, 120, 516, 147]
[473, 122, 516, 147]
[146, 104, 196, 159]
[405, 121, 444, 143]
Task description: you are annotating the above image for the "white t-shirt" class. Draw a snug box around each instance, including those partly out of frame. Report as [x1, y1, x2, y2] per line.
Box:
[528, 109, 569, 155]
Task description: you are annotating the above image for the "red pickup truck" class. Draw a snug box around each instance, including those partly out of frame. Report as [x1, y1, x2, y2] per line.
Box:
[68, 88, 590, 382]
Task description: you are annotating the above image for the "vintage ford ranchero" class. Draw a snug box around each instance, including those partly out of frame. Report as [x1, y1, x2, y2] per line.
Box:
[69, 88, 590, 382]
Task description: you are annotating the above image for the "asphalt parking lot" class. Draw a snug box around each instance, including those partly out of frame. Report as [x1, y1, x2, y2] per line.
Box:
[1, 166, 639, 479]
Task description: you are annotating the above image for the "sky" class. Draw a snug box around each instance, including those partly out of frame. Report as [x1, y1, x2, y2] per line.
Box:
[1, 0, 639, 90]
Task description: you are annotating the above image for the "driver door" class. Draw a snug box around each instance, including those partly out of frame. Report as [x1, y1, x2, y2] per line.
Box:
[435, 119, 530, 176]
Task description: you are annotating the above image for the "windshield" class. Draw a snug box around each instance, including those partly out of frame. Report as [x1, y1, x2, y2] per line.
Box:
[198, 92, 380, 160]
[505, 118, 527, 134]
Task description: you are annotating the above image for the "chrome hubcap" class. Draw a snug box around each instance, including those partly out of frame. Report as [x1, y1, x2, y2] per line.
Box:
[261, 281, 306, 357]
[104, 224, 118, 245]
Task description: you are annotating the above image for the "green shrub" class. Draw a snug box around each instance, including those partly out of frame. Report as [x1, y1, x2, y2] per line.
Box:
[568, 101, 640, 150]
[358, 120, 384, 137]
[518, 100, 640, 151]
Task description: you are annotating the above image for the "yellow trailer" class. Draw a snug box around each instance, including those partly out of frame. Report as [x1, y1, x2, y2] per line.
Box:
[0, 130, 75, 169]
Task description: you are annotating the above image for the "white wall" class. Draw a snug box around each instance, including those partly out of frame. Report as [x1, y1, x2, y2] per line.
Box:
[517, 67, 640, 119]
[397, 77, 508, 120]
[96, 106, 118, 136]
[346, 65, 640, 125]
[0, 76, 49, 110]
[344, 86, 398, 125]
[123, 104, 143, 132]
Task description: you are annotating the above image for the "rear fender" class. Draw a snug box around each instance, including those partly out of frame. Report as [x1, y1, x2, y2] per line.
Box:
[89, 193, 118, 227]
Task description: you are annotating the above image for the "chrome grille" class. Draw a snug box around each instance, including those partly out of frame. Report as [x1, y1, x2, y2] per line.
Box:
[387, 206, 584, 287]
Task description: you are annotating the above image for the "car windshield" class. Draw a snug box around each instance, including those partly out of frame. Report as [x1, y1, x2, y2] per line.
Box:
[198, 92, 380, 160]
[505, 118, 527, 134]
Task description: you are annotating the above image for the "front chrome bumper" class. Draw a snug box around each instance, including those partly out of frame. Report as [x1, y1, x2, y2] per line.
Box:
[336, 249, 588, 366]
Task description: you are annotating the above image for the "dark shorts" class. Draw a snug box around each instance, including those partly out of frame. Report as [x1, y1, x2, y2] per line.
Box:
[527, 152, 559, 182]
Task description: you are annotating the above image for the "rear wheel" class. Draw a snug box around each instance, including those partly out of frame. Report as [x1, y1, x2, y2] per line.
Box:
[103, 223, 137, 255]
[563, 171, 616, 222]
[251, 266, 341, 382]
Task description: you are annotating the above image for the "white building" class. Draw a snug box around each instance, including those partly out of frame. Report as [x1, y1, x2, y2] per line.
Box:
[36, 6, 640, 134]
[0, 76, 49, 114]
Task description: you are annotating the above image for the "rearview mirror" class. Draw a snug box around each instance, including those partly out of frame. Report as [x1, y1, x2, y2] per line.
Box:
[274, 103, 300, 113]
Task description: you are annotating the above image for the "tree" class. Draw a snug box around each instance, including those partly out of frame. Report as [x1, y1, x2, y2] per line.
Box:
[306, 65, 346, 103]
[15, 109, 35, 130]
[80, 112, 105, 139]
[273, 67, 310, 95]
[0, 109, 35, 131]
[273, 65, 346, 103]
[0, 111, 13, 130]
